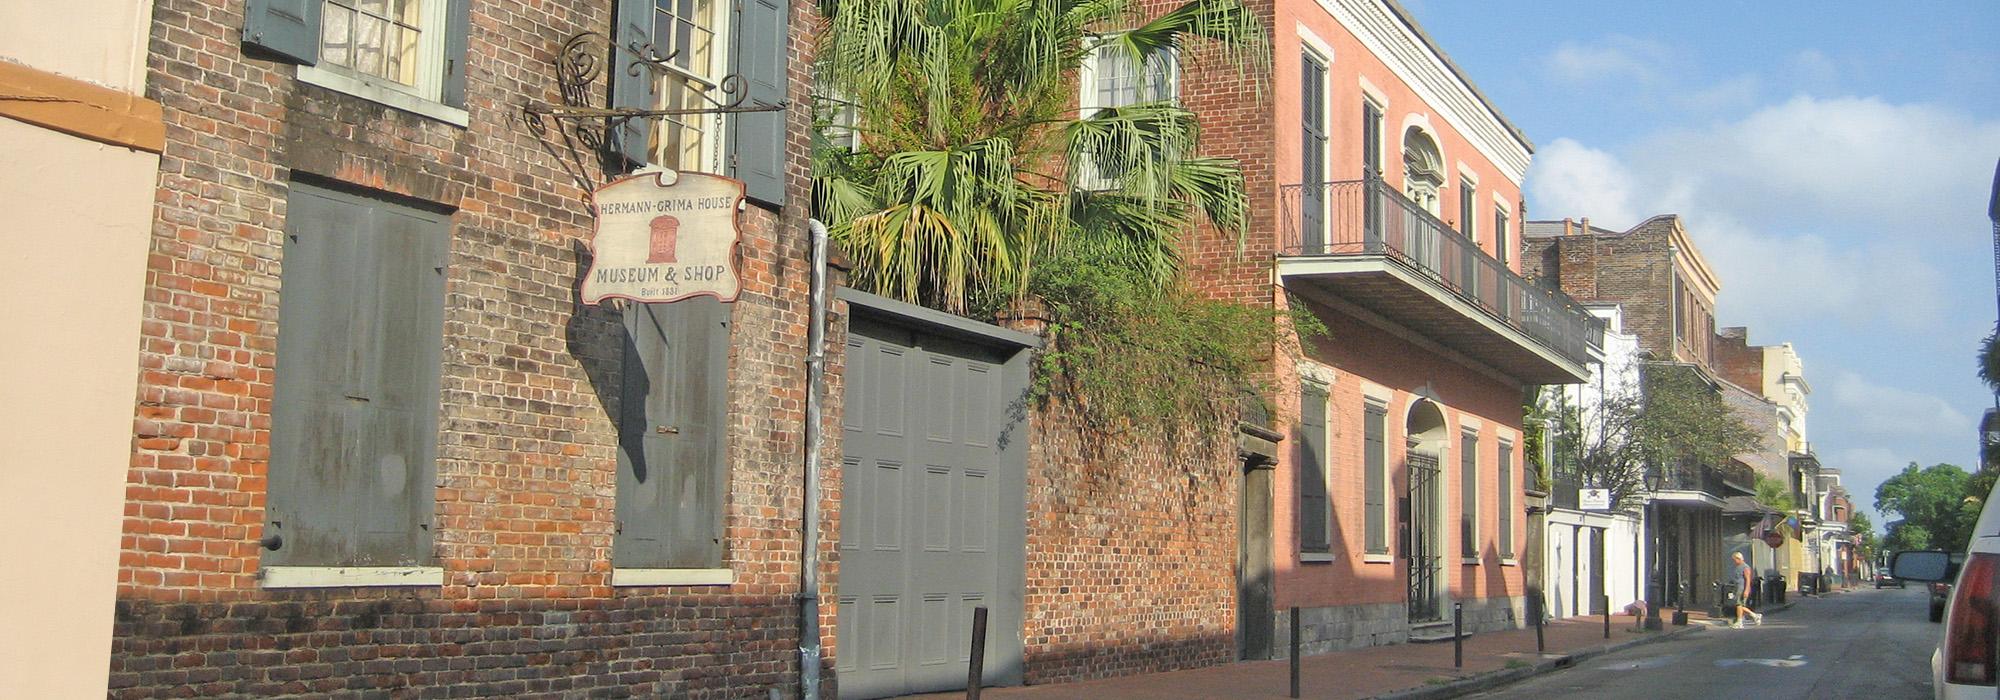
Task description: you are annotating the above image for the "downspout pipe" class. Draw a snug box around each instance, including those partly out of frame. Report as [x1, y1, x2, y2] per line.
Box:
[799, 219, 830, 700]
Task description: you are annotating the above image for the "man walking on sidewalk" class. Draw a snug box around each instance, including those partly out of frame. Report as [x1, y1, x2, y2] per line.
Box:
[1730, 551, 1765, 629]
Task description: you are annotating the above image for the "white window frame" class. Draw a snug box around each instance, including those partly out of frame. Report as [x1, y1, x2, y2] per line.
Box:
[1076, 35, 1179, 190]
[297, 0, 467, 126]
[645, 0, 732, 175]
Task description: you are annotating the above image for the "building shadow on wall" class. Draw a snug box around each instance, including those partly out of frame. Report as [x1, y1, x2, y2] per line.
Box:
[563, 239, 641, 469]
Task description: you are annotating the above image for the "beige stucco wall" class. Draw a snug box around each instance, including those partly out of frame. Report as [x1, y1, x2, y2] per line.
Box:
[0, 116, 158, 698]
[0, 0, 158, 690]
[0, 0, 152, 90]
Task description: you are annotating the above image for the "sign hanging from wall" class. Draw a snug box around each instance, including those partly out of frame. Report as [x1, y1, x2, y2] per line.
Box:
[581, 170, 742, 304]
[1579, 488, 1611, 510]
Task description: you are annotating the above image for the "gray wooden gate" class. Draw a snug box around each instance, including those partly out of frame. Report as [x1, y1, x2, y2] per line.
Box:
[837, 299, 1030, 699]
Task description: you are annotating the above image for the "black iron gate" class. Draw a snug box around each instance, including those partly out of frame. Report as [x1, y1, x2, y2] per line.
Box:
[1406, 452, 1442, 623]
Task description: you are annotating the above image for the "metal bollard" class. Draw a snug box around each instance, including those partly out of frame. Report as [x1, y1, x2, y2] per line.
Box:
[1602, 596, 1611, 639]
[967, 606, 987, 700]
[1289, 607, 1301, 699]
[1453, 603, 1464, 669]
[1532, 594, 1544, 653]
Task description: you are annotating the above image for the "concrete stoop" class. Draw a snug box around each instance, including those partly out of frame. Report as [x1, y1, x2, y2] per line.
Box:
[1366, 622, 1710, 700]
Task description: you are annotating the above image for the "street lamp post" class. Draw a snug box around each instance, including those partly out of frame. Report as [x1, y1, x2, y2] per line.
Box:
[1643, 468, 1664, 631]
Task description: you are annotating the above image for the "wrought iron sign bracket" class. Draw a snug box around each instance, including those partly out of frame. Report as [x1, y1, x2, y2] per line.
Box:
[526, 32, 787, 124]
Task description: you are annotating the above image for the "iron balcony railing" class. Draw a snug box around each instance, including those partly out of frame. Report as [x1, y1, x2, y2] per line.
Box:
[1280, 177, 1602, 366]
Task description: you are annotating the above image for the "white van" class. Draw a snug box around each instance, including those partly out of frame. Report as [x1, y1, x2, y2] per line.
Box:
[1893, 481, 2000, 699]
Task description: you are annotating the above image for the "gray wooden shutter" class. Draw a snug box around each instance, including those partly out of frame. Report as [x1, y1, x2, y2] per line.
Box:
[242, 0, 321, 65]
[1498, 443, 1513, 557]
[267, 184, 447, 567]
[728, 0, 788, 205]
[614, 298, 732, 569]
[609, 0, 658, 167]
[1460, 432, 1478, 557]
[1363, 403, 1386, 554]
[441, 0, 470, 108]
[1297, 385, 1329, 554]
[360, 205, 448, 565]
[1299, 54, 1326, 253]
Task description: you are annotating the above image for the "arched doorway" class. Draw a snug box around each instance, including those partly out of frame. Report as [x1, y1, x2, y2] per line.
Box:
[1404, 399, 1448, 623]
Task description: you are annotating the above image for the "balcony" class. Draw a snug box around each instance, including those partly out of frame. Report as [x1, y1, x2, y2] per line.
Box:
[1279, 177, 1600, 384]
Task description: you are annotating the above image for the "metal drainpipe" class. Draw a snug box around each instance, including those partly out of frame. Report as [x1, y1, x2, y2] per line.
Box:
[798, 219, 831, 700]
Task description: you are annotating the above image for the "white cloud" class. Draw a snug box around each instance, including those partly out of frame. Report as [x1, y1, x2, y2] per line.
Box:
[1527, 97, 2000, 333]
[1784, 49, 1839, 87]
[1523, 139, 1639, 226]
[1824, 369, 1975, 443]
[1544, 36, 1676, 85]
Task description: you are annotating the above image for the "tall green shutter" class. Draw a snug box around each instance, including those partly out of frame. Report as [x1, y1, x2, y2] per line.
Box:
[1298, 385, 1329, 554]
[1460, 432, 1478, 557]
[1363, 403, 1386, 554]
[614, 298, 733, 569]
[1498, 444, 1513, 557]
[442, 0, 470, 108]
[242, 0, 322, 65]
[729, 0, 789, 205]
[609, 0, 659, 167]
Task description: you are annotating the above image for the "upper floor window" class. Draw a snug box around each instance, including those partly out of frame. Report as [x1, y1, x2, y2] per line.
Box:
[241, 0, 470, 123]
[607, 0, 790, 205]
[1402, 128, 1443, 216]
[319, 0, 447, 99]
[1458, 179, 1476, 242]
[1076, 38, 1177, 190]
[647, 0, 728, 173]
[1494, 205, 1510, 266]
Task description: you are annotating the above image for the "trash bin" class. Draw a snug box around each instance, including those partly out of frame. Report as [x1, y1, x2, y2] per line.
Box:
[1799, 572, 1819, 597]
[1766, 574, 1786, 604]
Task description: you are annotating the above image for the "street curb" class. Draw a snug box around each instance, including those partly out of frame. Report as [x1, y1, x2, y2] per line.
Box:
[1367, 621, 1709, 700]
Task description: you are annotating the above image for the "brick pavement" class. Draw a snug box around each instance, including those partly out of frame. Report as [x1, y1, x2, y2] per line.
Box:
[909, 610, 1730, 700]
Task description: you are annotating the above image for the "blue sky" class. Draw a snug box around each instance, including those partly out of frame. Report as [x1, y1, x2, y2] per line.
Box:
[1400, 1, 2000, 529]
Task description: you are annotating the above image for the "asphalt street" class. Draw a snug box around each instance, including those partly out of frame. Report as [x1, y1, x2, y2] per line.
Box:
[1468, 587, 1939, 700]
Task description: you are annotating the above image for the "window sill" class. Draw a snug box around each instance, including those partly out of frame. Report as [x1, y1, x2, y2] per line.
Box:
[1501, 558, 1519, 567]
[260, 566, 445, 589]
[297, 65, 468, 127]
[1362, 553, 1393, 564]
[1300, 552, 1335, 564]
[611, 568, 735, 587]
[1460, 556, 1481, 566]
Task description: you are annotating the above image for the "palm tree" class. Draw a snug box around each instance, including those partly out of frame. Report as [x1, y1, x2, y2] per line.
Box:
[812, 0, 1266, 314]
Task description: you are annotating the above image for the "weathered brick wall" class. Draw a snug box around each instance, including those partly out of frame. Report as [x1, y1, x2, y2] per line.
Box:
[1174, 0, 1279, 310]
[1524, 227, 1676, 362]
[114, 0, 835, 696]
[1712, 327, 1764, 391]
[1019, 402, 1241, 684]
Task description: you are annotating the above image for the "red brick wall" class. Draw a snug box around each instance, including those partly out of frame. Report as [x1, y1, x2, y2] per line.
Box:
[1523, 227, 1679, 363]
[1019, 404, 1241, 684]
[113, 0, 834, 696]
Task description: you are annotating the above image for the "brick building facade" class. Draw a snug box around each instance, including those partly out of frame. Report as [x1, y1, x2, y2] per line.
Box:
[111, 0, 828, 696]
[1166, 0, 1601, 655]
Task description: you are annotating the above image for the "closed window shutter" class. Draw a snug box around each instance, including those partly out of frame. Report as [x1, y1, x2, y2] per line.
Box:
[728, 0, 789, 205]
[1461, 432, 1478, 557]
[1299, 54, 1326, 253]
[614, 297, 733, 569]
[1498, 444, 1513, 557]
[1363, 403, 1387, 554]
[268, 185, 447, 567]
[442, 0, 470, 108]
[1298, 385, 1329, 553]
[609, 0, 659, 167]
[242, 0, 322, 65]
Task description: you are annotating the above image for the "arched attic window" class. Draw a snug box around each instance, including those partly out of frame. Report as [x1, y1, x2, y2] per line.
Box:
[1402, 127, 1444, 216]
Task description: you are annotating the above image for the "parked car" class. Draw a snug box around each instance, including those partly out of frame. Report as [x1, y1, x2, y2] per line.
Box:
[1877, 570, 1906, 589]
[1893, 489, 2000, 698]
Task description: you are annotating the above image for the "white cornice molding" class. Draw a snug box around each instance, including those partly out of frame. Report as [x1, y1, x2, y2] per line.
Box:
[1317, 0, 1532, 183]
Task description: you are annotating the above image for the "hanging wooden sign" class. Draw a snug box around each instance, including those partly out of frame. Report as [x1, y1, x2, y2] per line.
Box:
[582, 170, 742, 304]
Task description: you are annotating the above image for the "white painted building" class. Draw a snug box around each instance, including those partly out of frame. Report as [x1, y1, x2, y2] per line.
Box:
[1541, 304, 1649, 618]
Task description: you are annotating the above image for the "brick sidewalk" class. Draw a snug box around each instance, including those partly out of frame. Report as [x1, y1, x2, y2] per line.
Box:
[907, 609, 1728, 700]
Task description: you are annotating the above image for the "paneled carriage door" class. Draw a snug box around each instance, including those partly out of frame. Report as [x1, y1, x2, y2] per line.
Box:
[838, 313, 1025, 699]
